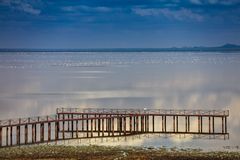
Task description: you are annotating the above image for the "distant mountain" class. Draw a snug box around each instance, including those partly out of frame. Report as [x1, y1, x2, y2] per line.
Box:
[217, 43, 240, 49]
[0, 44, 240, 52]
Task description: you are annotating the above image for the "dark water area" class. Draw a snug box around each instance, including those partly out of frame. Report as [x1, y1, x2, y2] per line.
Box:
[0, 51, 240, 151]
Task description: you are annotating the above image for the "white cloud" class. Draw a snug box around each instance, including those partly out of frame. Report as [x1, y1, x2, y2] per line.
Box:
[0, 0, 41, 15]
[189, 0, 239, 5]
[62, 5, 112, 13]
[132, 8, 204, 22]
[190, 0, 202, 4]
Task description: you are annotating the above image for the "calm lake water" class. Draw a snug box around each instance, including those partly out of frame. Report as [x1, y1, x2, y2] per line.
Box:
[0, 51, 240, 150]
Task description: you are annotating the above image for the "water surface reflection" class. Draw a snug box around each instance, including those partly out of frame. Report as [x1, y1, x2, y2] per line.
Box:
[0, 52, 239, 150]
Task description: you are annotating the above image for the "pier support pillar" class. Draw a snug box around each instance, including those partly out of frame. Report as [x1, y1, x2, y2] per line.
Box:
[136, 116, 139, 132]
[200, 117, 202, 133]
[198, 116, 200, 133]
[94, 114, 97, 131]
[62, 115, 65, 139]
[225, 117, 227, 134]
[0, 127, 2, 147]
[76, 120, 79, 138]
[152, 115, 155, 132]
[25, 125, 28, 144]
[91, 119, 93, 137]
[102, 118, 104, 136]
[98, 115, 100, 136]
[67, 114, 70, 131]
[212, 117, 215, 133]
[188, 116, 190, 132]
[48, 122, 51, 141]
[55, 122, 59, 140]
[130, 116, 132, 133]
[40, 123, 44, 142]
[164, 116, 167, 132]
[6, 127, 8, 146]
[222, 117, 224, 133]
[10, 127, 12, 146]
[112, 117, 114, 136]
[16, 125, 20, 145]
[209, 117, 211, 133]
[162, 116, 164, 132]
[82, 114, 84, 131]
[173, 116, 175, 132]
[176, 116, 178, 132]
[124, 117, 126, 135]
[32, 124, 35, 143]
[71, 114, 74, 138]
[86, 115, 89, 138]
[141, 116, 143, 132]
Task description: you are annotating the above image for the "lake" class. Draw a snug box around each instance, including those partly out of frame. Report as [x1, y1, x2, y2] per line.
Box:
[0, 51, 239, 150]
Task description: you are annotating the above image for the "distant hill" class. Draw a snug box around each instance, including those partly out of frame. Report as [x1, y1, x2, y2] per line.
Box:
[0, 44, 240, 52]
[217, 44, 240, 49]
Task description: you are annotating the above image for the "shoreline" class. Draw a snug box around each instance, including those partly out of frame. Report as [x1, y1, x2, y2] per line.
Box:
[0, 145, 239, 160]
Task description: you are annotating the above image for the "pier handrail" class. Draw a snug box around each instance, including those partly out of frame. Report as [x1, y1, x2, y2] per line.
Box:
[56, 108, 229, 116]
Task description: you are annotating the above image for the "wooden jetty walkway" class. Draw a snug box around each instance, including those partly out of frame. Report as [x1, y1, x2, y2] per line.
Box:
[0, 108, 229, 148]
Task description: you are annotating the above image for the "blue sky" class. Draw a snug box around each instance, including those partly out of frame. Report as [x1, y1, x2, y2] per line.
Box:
[0, 0, 240, 48]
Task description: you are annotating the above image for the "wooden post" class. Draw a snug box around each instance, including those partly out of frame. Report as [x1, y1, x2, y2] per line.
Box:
[176, 116, 178, 132]
[185, 116, 187, 132]
[68, 114, 70, 131]
[6, 127, 8, 146]
[40, 123, 44, 142]
[25, 125, 28, 144]
[63, 115, 65, 139]
[130, 116, 132, 133]
[133, 116, 136, 132]
[119, 117, 121, 135]
[16, 125, 20, 145]
[212, 116, 215, 133]
[94, 114, 97, 131]
[141, 116, 144, 132]
[225, 116, 227, 133]
[143, 115, 147, 132]
[32, 124, 35, 143]
[222, 117, 224, 133]
[102, 118, 104, 136]
[71, 114, 74, 138]
[105, 115, 108, 133]
[200, 117, 203, 133]
[76, 120, 79, 138]
[86, 114, 89, 138]
[112, 117, 114, 136]
[124, 117, 126, 135]
[0, 127, 2, 147]
[164, 116, 167, 132]
[209, 117, 211, 133]
[152, 115, 155, 132]
[82, 114, 84, 131]
[146, 115, 149, 132]
[98, 115, 100, 136]
[108, 116, 110, 136]
[173, 116, 175, 132]
[198, 116, 200, 133]
[162, 116, 164, 132]
[116, 117, 119, 134]
[136, 116, 139, 132]
[48, 122, 51, 141]
[147, 115, 149, 132]
[55, 122, 59, 140]
[91, 119, 93, 137]
[188, 116, 190, 132]
[10, 126, 12, 146]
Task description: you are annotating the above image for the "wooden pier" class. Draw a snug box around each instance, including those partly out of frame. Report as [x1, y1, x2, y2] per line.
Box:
[0, 108, 229, 148]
